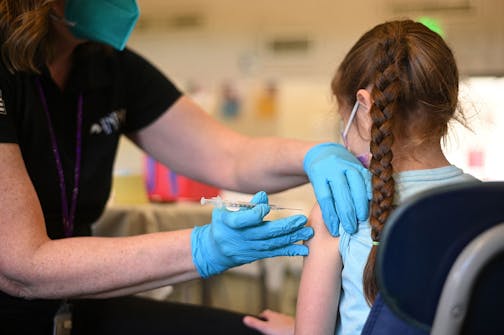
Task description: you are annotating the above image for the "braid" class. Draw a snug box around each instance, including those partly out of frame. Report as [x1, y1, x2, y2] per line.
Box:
[363, 27, 408, 304]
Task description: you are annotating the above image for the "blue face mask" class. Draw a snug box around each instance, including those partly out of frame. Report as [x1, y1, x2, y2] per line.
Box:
[64, 0, 140, 50]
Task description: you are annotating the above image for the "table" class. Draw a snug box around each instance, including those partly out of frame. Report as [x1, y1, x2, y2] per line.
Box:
[92, 202, 213, 236]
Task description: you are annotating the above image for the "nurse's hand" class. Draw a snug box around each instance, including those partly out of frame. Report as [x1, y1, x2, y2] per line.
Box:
[304, 142, 372, 236]
[191, 191, 313, 278]
[243, 310, 295, 335]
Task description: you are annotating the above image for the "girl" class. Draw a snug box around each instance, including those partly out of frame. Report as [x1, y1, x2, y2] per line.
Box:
[244, 19, 478, 335]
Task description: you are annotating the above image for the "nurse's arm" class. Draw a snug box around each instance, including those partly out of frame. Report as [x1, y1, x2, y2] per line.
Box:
[0, 143, 200, 299]
[129, 95, 315, 194]
[295, 204, 342, 335]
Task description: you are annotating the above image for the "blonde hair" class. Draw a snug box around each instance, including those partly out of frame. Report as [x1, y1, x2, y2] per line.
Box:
[0, 0, 56, 73]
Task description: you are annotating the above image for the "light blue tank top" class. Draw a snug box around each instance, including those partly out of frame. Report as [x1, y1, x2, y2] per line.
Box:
[335, 165, 478, 335]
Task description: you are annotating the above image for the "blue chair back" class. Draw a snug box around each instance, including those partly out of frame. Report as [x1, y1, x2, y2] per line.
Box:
[364, 181, 504, 334]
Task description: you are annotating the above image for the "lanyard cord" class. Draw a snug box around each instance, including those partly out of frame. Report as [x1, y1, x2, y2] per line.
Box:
[34, 78, 83, 237]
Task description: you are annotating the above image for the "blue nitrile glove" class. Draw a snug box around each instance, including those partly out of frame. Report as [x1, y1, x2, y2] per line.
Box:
[191, 191, 313, 278]
[304, 142, 372, 236]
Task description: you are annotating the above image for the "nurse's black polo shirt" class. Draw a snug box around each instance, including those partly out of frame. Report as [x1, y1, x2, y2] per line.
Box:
[0, 42, 182, 239]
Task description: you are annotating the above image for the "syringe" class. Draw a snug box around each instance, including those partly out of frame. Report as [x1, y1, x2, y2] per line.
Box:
[201, 196, 301, 211]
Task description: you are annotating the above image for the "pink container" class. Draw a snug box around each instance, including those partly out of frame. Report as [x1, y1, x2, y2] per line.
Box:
[144, 156, 220, 202]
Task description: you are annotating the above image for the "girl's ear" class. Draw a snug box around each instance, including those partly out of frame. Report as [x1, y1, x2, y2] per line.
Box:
[356, 89, 372, 112]
[356, 89, 373, 135]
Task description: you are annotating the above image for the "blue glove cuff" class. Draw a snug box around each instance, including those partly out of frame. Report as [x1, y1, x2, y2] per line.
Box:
[191, 225, 214, 278]
[303, 142, 344, 173]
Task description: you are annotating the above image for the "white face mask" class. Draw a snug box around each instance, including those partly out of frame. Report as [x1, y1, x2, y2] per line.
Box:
[341, 100, 372, 167]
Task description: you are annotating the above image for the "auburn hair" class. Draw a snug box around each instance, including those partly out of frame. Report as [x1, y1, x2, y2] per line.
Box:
[332, 20, 463, 304]
[0, 0, 56, 73]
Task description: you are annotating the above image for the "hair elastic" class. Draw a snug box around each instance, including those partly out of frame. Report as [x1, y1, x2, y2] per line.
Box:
[372, 241, 380, 246]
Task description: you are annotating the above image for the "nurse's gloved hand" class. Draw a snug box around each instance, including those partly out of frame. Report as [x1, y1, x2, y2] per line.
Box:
[191, 191, 313, 278]
[304, 142, 372, 237]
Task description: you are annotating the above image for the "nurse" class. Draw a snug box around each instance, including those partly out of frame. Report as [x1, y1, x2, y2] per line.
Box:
[0, 0, 370, 333]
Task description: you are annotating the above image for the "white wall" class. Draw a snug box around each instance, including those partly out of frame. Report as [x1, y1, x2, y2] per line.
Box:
[445, 77, 504, 181]
[114, 1, 504, 183]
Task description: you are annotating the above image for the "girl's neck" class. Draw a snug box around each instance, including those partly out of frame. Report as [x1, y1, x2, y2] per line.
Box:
[392, 142, 450, 173]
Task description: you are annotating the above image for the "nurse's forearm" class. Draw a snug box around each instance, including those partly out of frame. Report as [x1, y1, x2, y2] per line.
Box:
[1, 229, 200, 300]
[232, 136, 317, 193]
[130, 97, 320, 194]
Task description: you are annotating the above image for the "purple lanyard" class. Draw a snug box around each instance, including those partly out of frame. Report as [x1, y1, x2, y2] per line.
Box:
[35, 78, 83, 237]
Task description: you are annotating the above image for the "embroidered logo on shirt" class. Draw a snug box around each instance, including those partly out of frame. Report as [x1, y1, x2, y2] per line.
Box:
[0, 90, 6, 115]
[90, 109, 126, 135]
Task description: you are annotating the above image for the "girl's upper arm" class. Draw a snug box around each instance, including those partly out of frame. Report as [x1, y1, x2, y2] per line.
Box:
[295, 204, 343, 335]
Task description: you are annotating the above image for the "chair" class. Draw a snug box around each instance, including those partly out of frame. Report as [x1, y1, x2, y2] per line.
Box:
[361, 181, 504, 335]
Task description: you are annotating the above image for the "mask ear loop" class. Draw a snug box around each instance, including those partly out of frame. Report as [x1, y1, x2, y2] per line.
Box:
[342, 100, 360, 139]
[49, 13, 77, 27]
